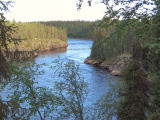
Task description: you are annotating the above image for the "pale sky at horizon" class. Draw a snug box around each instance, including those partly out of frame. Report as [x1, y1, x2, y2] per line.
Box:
[5, 0, 106, 22]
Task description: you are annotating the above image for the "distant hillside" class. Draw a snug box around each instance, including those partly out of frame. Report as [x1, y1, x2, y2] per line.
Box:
[41, 21, 98, 39]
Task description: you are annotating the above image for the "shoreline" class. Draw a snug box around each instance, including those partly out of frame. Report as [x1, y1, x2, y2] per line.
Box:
[84, 57, 121, 76]
[84, 55, 131, 76]
[5, 44, 68, 61]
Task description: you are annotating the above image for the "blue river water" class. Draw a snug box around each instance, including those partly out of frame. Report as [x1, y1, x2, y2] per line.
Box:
[0, 38, 117, 119]
[35, 38, 116, 105]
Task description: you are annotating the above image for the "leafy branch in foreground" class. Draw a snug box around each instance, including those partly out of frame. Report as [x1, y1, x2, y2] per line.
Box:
[52, 60, 88, 120]
[0, 0, 19, 79]
[0, 62, 57, 120]
[88, 80, 119, 120]
[0, 60, 89, 120]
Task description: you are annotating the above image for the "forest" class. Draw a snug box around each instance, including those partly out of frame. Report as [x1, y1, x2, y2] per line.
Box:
[9, 22, 68, 51]
[86, 0, 160, 119]
[0, 0, 160, 120]
[41, 21, 97, 39]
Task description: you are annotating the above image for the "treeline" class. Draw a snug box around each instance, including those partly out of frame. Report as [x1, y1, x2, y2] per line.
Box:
[10, 22, 67, 51]
[41, 21, 97, 39]
[91, 19, 134, 61]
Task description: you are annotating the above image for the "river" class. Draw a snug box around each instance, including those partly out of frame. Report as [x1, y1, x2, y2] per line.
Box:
[35, 38, 116, 105]
[0, 38, 117, 119]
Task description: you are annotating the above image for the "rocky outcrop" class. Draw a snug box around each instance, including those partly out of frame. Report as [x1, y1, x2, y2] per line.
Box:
[84, 57, 100, 65]
[84, 54, 131, 76]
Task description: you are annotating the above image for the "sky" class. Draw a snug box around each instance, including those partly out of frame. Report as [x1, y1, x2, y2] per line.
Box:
[5, 0, 106, 22]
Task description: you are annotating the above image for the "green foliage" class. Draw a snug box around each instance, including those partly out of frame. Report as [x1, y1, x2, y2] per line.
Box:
[0, 1, 18, 118]
[88, 0, 159, 62]
[10, 22, 67, 51]
[89, 60, 149, 120]
[118, 60, 149, 120]
[42, 21, 97, 39]
[148, 112, 160, 120]
[0, 1, 19, 79]
[0, 60, 89, 120]
[1, 0, 160, 120]
[53, 60, 88, 120]
[91, 18, 142, 61]
[0, 99, 9, 120]
[80, 0, 160, 119]
[1, 62, 56, 120]
[89, 80, 119, 120]
[92, 21, 107, 41]
[14, 22, 67, 41]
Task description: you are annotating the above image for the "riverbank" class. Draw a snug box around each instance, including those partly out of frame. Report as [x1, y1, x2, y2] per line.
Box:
[5, 22, 68, 61]
[5, 50, 38, 61]
[5, 40, 68, 61]
[84, 54, 131, 76]
[6, 38, 68, 60]
[9, 38, 68, 52]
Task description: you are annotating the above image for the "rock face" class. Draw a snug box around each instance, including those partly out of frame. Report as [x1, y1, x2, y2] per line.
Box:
[84, 54, 131, 76]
